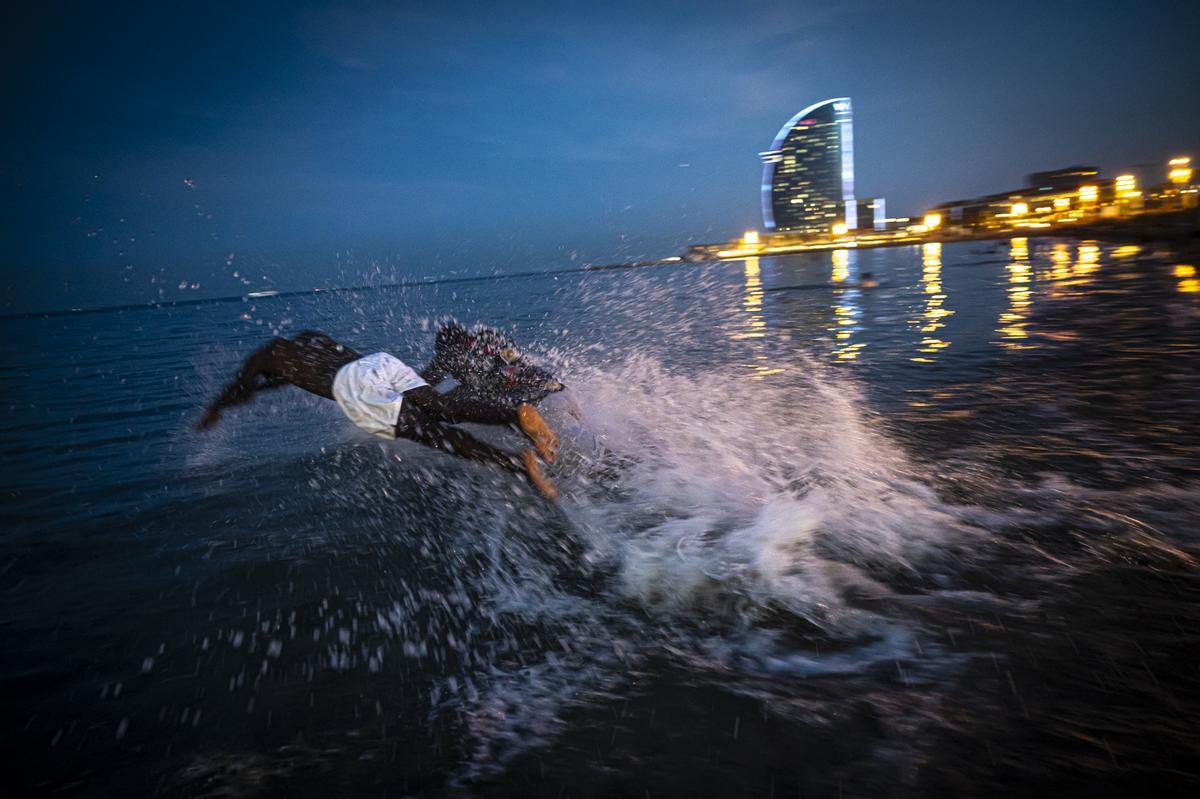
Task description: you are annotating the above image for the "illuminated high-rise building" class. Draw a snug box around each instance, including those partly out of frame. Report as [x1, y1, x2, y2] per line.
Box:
[760, 97, 856, 234]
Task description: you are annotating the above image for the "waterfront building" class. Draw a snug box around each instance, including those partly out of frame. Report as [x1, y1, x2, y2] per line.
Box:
[1027, 166, 1099, 191]
[856, 198, 886, 231]
[927, 165, 1109, 230]
[760, 97, 856, 234]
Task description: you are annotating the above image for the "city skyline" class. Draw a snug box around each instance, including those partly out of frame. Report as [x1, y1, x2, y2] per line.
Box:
[4, 1, 1199, 312]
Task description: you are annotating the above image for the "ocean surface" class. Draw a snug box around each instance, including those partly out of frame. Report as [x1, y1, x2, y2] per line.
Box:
[3, 239, 1199, 797]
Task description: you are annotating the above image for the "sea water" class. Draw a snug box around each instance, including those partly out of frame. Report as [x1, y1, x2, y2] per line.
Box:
[3, 239, 1199, 796]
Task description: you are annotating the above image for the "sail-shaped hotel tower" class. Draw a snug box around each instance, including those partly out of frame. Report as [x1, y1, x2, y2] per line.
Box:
[760, 97, 856, 234]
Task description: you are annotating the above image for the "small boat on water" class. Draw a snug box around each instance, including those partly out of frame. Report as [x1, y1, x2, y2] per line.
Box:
[245, 289, 279, 298]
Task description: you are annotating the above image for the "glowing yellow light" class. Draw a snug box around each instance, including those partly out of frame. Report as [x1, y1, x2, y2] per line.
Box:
[1075, 243, 1100, 277]
[1010, 237, 1029, 261]
[730, 256, 768, 341]
[923, 213, 942, 229]
[1079, 185, 1099, 203]
[1113, 245, 1140, 259]
[1115, 174, 1137, 198]
[829, 249, 861, 361]
[832, 248, 850, 282]
[831, 222, 849, 237]
[734, 251, 782, 376]
[1181, 279, 1200, 294]
[998, 239, 1032, 349]
[1051, 243, 1071, 281]
[922, 241, 942, 266]
[1175, 264, 1196, 278]
[742, 230, 761, 246]
[1053, 197, 1070, 210]
[1011, 202, 1028, 217]
[1169, 157, 1191, 167]
[913, 242, 952, 360]
[1169, 168, 1194, 184]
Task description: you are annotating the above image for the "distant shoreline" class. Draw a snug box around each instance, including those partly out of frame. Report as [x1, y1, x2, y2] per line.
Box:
[679, 207, 1200, 264]
[5, 211, 1196, 321]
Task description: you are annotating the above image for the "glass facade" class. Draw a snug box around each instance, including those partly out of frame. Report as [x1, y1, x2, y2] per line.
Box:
[760, 98, 856, 234]
[856, 198, 885, 231]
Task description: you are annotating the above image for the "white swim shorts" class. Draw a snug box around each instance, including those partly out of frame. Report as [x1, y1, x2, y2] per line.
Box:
[332, 352, 429, 439]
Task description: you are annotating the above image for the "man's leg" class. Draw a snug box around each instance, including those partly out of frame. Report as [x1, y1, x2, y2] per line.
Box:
[197, 338, 290, 429]
[291, 330, 360, 361]
[516, 404, 557, 465]
[403, 386, 557, 463]
[396, 405, 557, 500]
[196, 332, 358, 430]
[403, 385, 514, 424]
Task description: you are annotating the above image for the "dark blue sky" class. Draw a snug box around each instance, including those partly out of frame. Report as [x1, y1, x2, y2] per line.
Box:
[4, 0, 1198, 311]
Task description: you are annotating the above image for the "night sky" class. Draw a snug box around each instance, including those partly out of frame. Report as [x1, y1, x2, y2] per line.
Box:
[4, 0, 1199, 311]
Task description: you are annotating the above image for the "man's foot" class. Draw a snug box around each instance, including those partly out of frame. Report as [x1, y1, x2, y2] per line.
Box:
[517, 404, 557, 464]
[521, 450, 558, 501]
[195, 407, 220, 431]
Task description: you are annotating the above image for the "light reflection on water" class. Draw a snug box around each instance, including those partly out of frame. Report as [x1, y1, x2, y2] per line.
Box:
[731, 255, 765, 340]
[1177, 263, 1199, 293]
[912, 242, 951, 363]
[1039, 242, 1075, 311]
[1076, 241, 1101, 279]
[830, 248, 864, 361]
[998, 236, 1033, 348]
[756, 237, 1200, 431]
[732, 256, 784, 378]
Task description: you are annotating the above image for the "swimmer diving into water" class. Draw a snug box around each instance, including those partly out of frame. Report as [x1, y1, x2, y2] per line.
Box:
[195, 329, 559, 499]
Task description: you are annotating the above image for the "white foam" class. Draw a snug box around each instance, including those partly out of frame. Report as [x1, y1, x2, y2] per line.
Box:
[440, 349, 995, 780]
[554, 353, 979, 631]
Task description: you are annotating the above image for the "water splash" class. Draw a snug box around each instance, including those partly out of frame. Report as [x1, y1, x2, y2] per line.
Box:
[179, 275, 1004, 786]
[436, 349, 995, 783]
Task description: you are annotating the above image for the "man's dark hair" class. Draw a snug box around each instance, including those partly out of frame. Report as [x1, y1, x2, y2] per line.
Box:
[435, 323, 471, 355]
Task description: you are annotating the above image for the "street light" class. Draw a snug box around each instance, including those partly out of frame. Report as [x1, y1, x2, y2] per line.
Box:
[923, 213, 942, 229]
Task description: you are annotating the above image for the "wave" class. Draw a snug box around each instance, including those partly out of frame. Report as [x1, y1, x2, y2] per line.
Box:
[435, 350, 998, 784]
